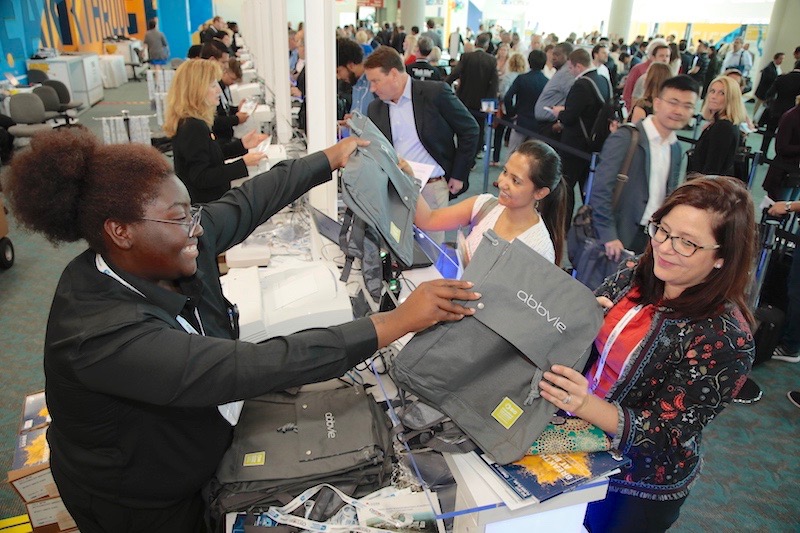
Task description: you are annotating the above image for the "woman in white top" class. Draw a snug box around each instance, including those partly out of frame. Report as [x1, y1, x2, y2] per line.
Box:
[414, 140, 567, 265]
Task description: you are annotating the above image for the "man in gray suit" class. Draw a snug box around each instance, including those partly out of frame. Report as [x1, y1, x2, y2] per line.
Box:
[590, 75, 700, 260]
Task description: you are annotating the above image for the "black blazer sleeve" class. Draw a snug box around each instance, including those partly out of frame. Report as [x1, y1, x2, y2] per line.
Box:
[173, 118, 248, 198]
[504, 76, 521, 116]
[434, 83, 479, 182]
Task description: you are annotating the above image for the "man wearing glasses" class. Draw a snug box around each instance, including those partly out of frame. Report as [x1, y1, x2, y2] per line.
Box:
[589, 75, 700, 261]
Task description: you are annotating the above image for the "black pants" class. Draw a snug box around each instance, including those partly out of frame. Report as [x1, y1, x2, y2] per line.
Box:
[562, 152, 591, 231]
[584, 491, 687, 533]
[51, 462, 208, 533]
[470, 109, 488, 156]
[492, 123, 507, 163]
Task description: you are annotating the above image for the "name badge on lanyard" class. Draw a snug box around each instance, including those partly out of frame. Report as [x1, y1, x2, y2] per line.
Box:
[95, 254, 243, 425]
[589, 304, 644, 394]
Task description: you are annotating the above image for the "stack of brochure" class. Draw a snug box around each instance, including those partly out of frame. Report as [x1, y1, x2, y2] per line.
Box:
[449, 449, 630, 511]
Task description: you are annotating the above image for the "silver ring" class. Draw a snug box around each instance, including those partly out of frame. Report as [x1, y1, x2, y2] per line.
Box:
[563, 394, 572, 405]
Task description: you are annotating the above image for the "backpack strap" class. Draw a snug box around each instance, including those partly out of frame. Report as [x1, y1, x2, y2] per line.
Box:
[578, 75, 610, 145]
[472, 196, 499, 227]
[612, 124, 640, 209]
[339, 208, 365, 282]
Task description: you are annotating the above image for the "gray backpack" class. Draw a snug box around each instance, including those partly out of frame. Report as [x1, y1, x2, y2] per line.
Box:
[208, 386, 392, 517]
[391, 230, 604, 464]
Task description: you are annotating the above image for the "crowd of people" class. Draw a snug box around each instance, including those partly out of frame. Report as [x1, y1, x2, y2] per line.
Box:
[1, 15, 799, 533]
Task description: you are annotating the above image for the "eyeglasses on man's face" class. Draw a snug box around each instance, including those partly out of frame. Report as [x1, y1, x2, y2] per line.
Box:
[140, 206, 203, 237]
[646, 221, 720, 257]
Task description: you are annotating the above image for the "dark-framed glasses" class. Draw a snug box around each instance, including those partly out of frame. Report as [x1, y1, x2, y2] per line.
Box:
[646, 221, 720, 257]
[141, 206, 203, 237]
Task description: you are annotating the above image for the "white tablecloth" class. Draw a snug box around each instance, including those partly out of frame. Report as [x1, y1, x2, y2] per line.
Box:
[99, 55, 127, 88]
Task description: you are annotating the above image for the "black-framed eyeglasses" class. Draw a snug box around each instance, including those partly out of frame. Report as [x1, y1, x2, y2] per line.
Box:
[141, 206, 203, 237]
[646, 221, 720, 257]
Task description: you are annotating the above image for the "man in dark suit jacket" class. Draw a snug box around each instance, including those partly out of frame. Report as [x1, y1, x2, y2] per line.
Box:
[754, 52, 785, 116]
[590, 76, 699, 260]
[445, 32, 499, 155]
[556, 48, 611, 223]
[201, 16, 225, 43]
[763, 60, 800, 152]
[363, 47, 478, 241]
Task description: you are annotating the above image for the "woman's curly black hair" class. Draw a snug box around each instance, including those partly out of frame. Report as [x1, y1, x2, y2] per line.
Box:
[4, 128, 171, 252]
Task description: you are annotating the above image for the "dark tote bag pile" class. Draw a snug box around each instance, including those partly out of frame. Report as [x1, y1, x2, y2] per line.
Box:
[207, 385, 393, 522]
[391, 230, 604, 465]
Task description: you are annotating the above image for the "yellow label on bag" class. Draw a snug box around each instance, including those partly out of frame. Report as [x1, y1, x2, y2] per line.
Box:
[492, 397, 523, 429]
[390, 222, 402, 243]
[243, 451, 266, 466]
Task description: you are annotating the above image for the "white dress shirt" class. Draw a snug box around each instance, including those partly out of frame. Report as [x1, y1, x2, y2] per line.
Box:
[640, 115, 677, 226]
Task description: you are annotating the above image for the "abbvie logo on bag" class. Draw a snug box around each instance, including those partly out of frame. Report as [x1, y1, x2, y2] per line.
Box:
[517, 291, 567, 333]
[325, 412, 337, 439]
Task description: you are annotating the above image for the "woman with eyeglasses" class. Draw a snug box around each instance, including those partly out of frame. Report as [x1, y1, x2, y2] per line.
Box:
[539, 176, 755, 532]
[3, 128, 479, 532]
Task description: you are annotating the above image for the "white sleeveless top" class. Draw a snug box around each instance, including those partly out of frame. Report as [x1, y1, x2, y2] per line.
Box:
[466, 194, 556, 263]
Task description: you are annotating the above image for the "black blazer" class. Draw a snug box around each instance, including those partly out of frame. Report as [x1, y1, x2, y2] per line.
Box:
[755, 62, 780, 100]
[686, 119, 740, 176]
[172, 117, 248, 204]
[766, 70, 800, 125]
[367, 79, 479, 185]
[560, 69, 611, 153]
[445, 49, 499, 111]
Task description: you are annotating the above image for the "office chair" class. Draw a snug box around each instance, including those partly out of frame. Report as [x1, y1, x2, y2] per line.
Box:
[26, 69, 49, 84]
[126, 48, 149, 82]
[6, 93, 53, 140]
[42, 80, 82, 112]
[33, 86, 72, 123]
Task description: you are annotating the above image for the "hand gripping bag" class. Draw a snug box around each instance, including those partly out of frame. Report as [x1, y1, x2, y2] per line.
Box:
[390, 230, 604, 464]
[341, 111, 419, 268]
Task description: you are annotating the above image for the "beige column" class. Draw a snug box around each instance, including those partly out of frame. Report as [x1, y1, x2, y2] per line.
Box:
[608, 0, 634, 43]
[380, 0, 399, 25]
[400, 0, 425, 30]
[762, 0, 800, 70]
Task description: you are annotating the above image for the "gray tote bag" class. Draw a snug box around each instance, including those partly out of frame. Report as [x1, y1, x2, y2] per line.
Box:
[390, 230, 604, 464]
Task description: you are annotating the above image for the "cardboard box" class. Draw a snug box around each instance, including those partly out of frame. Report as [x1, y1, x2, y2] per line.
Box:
[7, 427, 59, 503]
[20, 391, 51, 434]
[26, 497, 76, 532]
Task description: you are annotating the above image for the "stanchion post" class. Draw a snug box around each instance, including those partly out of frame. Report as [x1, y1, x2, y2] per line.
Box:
[483, 111, 493, 193]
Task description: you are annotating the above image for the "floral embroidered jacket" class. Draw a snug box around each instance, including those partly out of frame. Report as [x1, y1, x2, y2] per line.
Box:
[594, 257, 754, 501]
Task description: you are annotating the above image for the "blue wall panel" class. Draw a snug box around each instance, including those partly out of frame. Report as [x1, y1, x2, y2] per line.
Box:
[159, 0, 191, 61]
[0, 0, 46, 79]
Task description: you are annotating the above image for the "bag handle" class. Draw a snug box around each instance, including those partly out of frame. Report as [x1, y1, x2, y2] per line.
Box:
[577, 76, 607, 145]
[472, 196, 498, 229]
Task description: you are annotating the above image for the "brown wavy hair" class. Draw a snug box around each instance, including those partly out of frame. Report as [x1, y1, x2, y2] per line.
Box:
[631, 175, 756, 325]
[3, 128, 171, 253]
[163, 59, 222, 137]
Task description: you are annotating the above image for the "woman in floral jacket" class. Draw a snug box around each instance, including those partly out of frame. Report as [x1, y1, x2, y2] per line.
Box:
[539, 176, 756, 532]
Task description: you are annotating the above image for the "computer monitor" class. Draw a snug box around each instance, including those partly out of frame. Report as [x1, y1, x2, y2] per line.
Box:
[413, 227, 462, 280]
